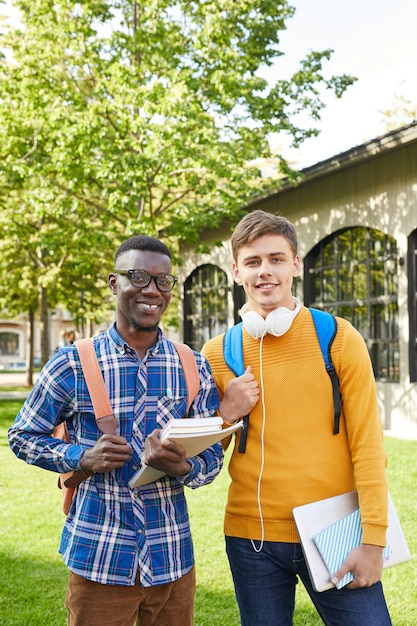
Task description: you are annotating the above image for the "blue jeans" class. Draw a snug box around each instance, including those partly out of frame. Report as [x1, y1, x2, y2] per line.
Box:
[225, 537, 392, 626]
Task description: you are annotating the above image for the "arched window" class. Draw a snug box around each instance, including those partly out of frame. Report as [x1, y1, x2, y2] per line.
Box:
[304, 227, 399, 381]
[0, 331, 19, 357]
[183, 264, 229, 350]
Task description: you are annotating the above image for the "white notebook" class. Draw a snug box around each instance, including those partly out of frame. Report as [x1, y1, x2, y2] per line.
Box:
[129, 418, 242, 488]
[293, 491, 410, 592]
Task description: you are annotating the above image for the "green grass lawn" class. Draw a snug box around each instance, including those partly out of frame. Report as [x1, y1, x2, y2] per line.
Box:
[1, 399, 416, 625]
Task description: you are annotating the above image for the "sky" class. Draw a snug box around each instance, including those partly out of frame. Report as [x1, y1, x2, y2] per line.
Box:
[270, 0, 417, 168]
[2, 0, 417, 169]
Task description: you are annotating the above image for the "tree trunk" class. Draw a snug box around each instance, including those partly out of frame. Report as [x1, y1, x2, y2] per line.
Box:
[25, 307, 35, 386]
[40, 287, 50, 366]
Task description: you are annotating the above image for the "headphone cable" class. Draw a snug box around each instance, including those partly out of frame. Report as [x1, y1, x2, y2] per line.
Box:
[251, 331, 267, 553]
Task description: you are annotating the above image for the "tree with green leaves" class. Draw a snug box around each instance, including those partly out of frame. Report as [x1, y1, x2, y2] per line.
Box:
[380, 86, 417, 132]
[0, 0, 356, 362]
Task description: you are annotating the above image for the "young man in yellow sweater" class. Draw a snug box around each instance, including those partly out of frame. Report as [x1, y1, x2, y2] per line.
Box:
[202, 210, 392, 625]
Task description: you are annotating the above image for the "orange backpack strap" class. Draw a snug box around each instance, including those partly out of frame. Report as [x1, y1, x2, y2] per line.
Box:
[75, 338, 116, 434]
[61, 338, 116, 492]
[171, 341, 200, 413]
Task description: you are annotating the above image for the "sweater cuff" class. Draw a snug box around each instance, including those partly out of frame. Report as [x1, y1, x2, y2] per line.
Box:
[361, 522, 388, 547]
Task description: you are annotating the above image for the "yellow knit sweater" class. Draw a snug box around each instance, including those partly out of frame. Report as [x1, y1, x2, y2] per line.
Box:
[201, 307, 388, 547]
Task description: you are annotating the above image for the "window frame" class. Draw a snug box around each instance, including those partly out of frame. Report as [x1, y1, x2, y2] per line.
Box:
[408, 230, 417, 382]
[304, 227, 399, 382]
[183, 264, 229, 351]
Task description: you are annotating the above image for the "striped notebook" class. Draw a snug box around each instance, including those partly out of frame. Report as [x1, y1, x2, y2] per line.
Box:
[313, 509, 393, 589]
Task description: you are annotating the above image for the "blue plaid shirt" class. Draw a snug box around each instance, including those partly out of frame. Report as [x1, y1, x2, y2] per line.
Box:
[8, 323, 223, 586]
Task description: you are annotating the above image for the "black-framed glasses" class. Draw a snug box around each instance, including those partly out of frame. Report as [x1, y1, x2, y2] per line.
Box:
[114, 269, 178, 292]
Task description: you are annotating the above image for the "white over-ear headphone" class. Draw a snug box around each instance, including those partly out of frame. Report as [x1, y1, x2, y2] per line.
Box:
[240, 297, 301, 339]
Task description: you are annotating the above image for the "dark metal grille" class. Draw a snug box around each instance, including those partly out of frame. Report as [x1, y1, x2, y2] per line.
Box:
[184, 264, 229, 351]
[304, 227, 399, 381]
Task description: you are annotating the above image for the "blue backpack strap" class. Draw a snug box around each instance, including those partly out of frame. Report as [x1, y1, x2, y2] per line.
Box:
[223, 323, 245, 377]
[223, 323, 249, 452]
[309, 308, 342, 434]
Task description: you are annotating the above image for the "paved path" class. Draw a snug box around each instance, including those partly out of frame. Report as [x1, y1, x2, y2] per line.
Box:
[0, 392, 29, 399]
[0, 372, 39, 399]
[0, 372, 38, 385]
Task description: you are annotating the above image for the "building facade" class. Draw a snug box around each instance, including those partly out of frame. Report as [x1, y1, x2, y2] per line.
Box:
[0, 309, 105, 371]
[179, 121, 417, 440]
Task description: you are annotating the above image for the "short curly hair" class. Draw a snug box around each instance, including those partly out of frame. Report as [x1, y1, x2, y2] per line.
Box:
[114, 235, 171, 265]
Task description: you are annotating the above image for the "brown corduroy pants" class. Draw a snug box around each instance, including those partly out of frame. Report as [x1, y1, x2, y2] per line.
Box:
[65, 566, 195, 626]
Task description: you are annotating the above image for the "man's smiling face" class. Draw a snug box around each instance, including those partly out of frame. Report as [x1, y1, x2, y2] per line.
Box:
[109, 248, 172, 335]
[232, 233, 301, 317]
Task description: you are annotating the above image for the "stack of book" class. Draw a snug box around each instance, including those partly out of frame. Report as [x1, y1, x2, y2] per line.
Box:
[129, 417, 242, 487]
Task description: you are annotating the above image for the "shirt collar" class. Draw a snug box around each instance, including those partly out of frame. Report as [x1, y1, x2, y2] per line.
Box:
[107, 321, 163, 357]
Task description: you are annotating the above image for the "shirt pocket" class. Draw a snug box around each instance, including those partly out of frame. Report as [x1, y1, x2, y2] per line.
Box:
[131, 394, 189, 444]
[155, 395, 189, 429]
